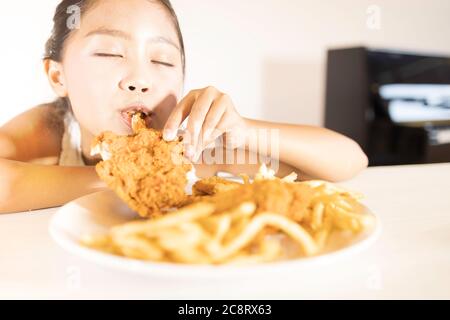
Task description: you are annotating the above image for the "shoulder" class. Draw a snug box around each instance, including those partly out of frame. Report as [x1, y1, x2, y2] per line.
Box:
[39, 100, 67, 136]
[18, 101, 67, 144]
[0, 100, 68, 161]
[2, 100, 66, 132]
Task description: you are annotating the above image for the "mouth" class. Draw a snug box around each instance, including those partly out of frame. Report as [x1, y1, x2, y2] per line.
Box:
[119, 106, 153, 130]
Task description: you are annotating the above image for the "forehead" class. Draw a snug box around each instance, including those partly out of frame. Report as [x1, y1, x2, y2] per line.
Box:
[76, 0, 179, 45]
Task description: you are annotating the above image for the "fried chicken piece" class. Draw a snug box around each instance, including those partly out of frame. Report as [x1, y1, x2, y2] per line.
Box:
[91, 113, 192, 218]
[188, 178, 315, 223]
[192, 176, 242, 196]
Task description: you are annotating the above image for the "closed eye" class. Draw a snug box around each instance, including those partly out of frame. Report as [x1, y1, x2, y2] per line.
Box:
[151, 60, 174, 67]
[94, 53, 123, 58]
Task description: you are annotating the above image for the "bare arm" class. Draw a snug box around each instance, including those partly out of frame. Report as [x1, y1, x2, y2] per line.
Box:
[0, 104, 107, 213]
[195, 147, 315, 181]
[0, 104, 63, 162]
[244, 118, 368, 182]
[0, 158, 107, 213]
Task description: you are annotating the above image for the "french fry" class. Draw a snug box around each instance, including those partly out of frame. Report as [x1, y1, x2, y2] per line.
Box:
[210, 212, 319, 263]
[227, 239, 281, 265]
[113, 234, 164, 261]
[239, 174, 251, 185]
[169, 247, 211, 264]
[311, 202, 325, 231]
[330, 204, 374, 232]
[214, 216, 232, 242]
[82, 165, 374, 265]
[80, 234, 117, 254]
[111, 202, 215, 237]
[157, 223, 206, 251]
[313, 216, 333, 250]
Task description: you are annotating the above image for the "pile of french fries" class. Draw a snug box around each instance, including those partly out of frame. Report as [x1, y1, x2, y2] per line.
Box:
[81, 166, 374, 265]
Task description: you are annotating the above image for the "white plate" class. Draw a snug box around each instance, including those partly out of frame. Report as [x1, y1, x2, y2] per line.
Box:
[49, 189, 381, 279]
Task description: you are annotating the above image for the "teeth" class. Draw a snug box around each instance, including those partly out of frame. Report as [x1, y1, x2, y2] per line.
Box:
[126, 110, 148, 117]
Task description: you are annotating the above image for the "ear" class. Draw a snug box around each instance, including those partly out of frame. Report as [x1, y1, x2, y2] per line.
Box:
[44, 59, 68, 98]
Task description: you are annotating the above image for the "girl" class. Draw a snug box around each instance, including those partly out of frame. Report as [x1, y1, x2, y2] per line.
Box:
[0, 0, 368, 213]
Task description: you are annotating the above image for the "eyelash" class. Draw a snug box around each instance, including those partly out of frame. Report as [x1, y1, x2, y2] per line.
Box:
[94, 53, 174, 67]
[151, 60, 174, 67]
[94, 53, 123, 58]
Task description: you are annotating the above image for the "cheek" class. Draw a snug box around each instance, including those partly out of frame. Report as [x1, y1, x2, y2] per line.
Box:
[65, 57, 119, 101]
[150, 92, 179, 130]
[159, 96, 176, 117]
[63, 56, 122, 134]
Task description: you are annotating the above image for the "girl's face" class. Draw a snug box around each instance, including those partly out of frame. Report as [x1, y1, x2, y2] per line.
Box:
[59, 0, 184, 135]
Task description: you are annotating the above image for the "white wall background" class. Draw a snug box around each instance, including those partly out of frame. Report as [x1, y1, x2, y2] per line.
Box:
[1, 0, 449, 127]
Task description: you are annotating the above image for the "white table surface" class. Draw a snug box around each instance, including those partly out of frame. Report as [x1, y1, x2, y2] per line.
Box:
[1, 163, 449, 299]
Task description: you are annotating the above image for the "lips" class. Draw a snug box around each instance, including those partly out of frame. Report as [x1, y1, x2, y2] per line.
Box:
[119, 106, 153, 130]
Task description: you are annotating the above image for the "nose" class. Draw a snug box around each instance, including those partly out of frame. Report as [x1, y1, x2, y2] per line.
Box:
[120, 72, 152, 94]
[128, 84, 149, 93]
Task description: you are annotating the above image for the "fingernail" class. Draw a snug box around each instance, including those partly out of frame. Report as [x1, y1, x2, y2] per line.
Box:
[163, 129, 176, 141]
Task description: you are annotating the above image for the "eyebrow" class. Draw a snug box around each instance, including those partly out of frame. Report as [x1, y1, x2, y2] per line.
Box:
[85, 27, 180, 50]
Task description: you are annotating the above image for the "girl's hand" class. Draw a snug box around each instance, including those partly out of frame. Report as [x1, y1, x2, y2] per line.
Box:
[163, 86, 247, 161]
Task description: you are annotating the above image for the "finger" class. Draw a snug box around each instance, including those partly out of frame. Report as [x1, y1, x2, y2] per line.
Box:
[163, 91, 197, 141]
[196, 95, 227, 157]
[185, 88, 217, 158]
[198, 128, 225, 157]
[215, 113, 244, 149]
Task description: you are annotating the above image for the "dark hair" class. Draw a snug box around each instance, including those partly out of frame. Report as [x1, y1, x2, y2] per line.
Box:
[44, 0, 186, 74]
